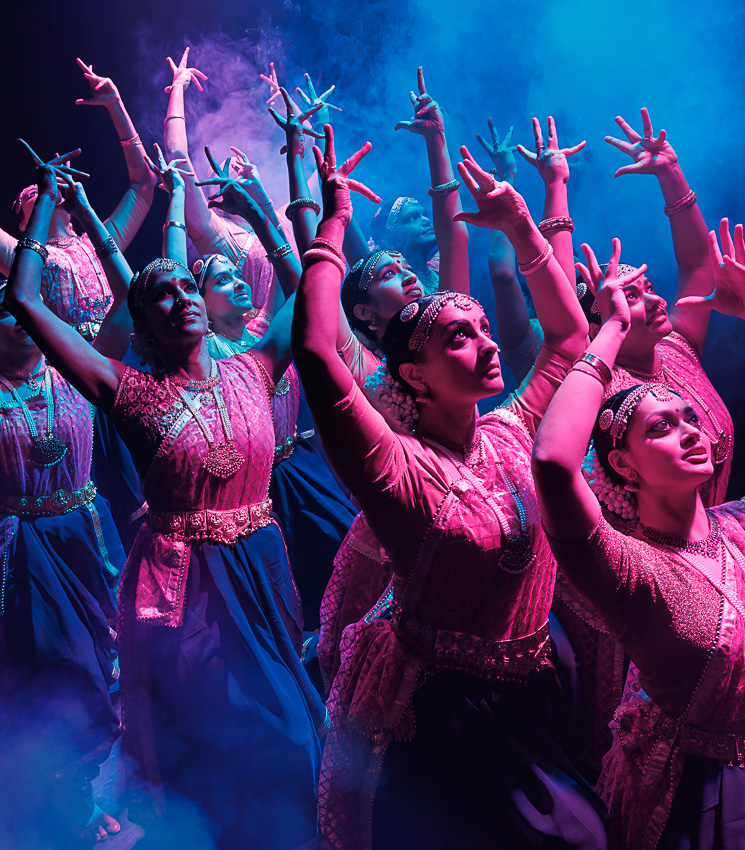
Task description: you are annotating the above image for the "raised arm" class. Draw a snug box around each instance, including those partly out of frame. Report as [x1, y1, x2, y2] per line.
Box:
[517, 116, 585, 286]
[605, 107, 713, 356]
[532, 239, 641, 540]
[454, 147, 588, 361]
[144, 143, 193, 265]
[6, 146, 123, 408]
[395, 67, 469, 293]
[75, 59, 156, 249]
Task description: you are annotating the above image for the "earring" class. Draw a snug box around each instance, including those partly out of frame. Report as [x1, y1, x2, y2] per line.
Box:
[623, 469, 639, 492]
[415, 383, 432, 405]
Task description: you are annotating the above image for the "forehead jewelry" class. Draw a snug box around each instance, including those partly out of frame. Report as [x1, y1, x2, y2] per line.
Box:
[386, 197, 417, 231]
[192, 254, 222, 289]
[351, 250, 405, 293]
[133, 258, 194, 309]
[605, 383, 676, 445]
[408, 292, 481, 354]
[599, 262, 640, 279]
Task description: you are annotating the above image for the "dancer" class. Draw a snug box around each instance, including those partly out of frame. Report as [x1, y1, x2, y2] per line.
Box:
[294, 127, 606, 848]
[532, 234, 745, 849]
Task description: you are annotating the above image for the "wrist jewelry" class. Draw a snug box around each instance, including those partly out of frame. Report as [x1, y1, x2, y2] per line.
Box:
[16, 238, 49, 263]
[285, 198, 321, 219]
[538, 216, 575, 235]
[570, 363, 608, 387]
[302, 248, 346, 276]
[310, 237, 345, 261]
[163, 220, 187, 231]
[94, 235, 118, 259]
[663, 189, 696, 217]
[574, 352, 613, 386]
[266, 244, 293, 263]
[164, 115, 186, 123]
[259, 198, 274, 207]
[518, 240, 552, 275]
[428, 179, 460, 197]
[120, 133, 142, 147]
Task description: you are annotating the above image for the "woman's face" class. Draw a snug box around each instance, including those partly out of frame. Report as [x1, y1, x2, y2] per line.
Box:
[18, 186, 72, 234]
[355, 253, 423, 332]
[409, 303, 503, 405]
[390, 201, 436, 257]
[616, 275, 673, 354]
[202, 258, 253, 321]
[613, 394, 714, 491]
[141, 270, 208, 345]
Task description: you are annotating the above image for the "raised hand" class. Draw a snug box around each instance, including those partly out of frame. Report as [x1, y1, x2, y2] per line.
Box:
[576, 238, 647, 329]
[268, 86, 324, 158]
[516, 116, 585, 185]
[259, 61, 285, 106]
[676, 218, 745, 319]
[452, 146, 530, 231]
[56, 171, 91, 214]
[476, 119, 518, 184]
[296, 72, 341, 131]
[394, 67, 445, 139]
[312, 125, 380, 226]
[165, 47, 208, 94]
[18, 139, 90, 181]
[144, 143, 193, 194]
[605, 107, 677, 177]
[228, 146, 264, 187]
[75, 59, 121, 107]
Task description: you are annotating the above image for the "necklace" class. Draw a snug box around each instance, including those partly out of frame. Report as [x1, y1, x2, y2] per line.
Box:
[2, 362, 48, 392]
[642, 510, 721, 559]
[0, 369, 67, 467]
[168, 358, 221, 390]
[419, 428, 485, 469]
[171, 365, 245, 479]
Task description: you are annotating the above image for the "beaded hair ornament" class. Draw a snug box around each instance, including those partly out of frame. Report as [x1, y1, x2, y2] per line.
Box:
[406, 292, 480, 354]
[363, 363, 419, 433]
[131, 258, 195, 309]
[600, 382, 675, 446]
[192, 254, 222, 290]
[348, 249, 405, 293]
[385, 197, 418, 231]
[12, 185, 37, 216]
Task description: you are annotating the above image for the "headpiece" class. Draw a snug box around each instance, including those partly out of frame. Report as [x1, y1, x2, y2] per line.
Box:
[386, 197, 417, 231]
[192, 254, 223, 290]
[406, 292, 480, 354]
[131, 258, 194, 309]
[348, 249, 405, 293]
[599, 262, 640, 279]
[12, 185, 37, 217]
[599, 382, 676, 445]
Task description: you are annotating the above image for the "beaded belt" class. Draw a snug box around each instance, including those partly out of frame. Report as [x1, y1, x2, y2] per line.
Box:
[395, 614, 551, 680]
[147, 499, 273, 544]
[0, 481, 97, 517]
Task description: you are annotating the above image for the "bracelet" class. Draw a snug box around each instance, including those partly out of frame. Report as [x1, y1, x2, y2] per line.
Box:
[259, 198, 274, 207]
[428, 179, 460, 197]
[94, 235, 118, 259]
[120, 133, 142, 147]
[302, 248, 346, 277]
[538, 216, 575, 235]
[164, 115, 186, 123]
[574, 352, 613, 386]
[570, 363, 608, 387]
[163, 220, 187, 231]
[266, 244, 294, 263]
[285, 198, 321, 219]
[518, 240, 553, 275]
[310, 237, 345, 261]
[16, 238, 49, 263]
[663, 189, 697, 217]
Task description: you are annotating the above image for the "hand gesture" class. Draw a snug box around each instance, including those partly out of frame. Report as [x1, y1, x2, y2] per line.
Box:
[476, 119, 518, 184]
[268, 87, 324, 158]
[452, 146, 531, 232]
[165, 47, 208, 94]
[676, 218, 745, 319]
[259, 61, 286, 107]
[228, 146, 264, 188]
[195, 146, 259, 218]
[144, 143, 193, 194]
[516, 116, 585, 185]
[576, 239, 647, 330]
[57, 171, 91, 215]
[605, 107, 677, 177]
[394, 67, 445, 140]
[18, 139, 90, 200]
[296, 72, 342, 131]
[312, 125, 380, 226]
[75, 59, 121, 107]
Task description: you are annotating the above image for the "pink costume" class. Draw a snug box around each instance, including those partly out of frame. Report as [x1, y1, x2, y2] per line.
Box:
[549, 505, 745, 849]
[312, 348, 608, 848]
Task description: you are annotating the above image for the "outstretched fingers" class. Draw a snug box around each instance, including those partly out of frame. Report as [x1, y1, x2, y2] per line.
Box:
[347, 178, 381, 203]
[339, 141, 372, 176]
[515, 144, 537, 163]
[532, 117, 544, 152]
[456, 161, 481, 197]
[720, 218, 735, 260]
[640, 107, 653, 139]
[614, 115, 641, 142]
[562, 139, 587, 157]
[417, 66, 426, 95]
[18, 139, 46, 166]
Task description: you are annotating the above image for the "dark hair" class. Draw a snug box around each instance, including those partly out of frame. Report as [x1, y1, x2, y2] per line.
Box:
[381, 293, 443, 390]
[193, 254, 226, 296]
[576, 275, 601, 328]
[126, 258, 195, 323]
[341, 249, 387, 339]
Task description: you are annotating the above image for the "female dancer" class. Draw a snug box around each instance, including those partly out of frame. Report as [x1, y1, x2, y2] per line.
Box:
[293, 126, 606, 848]
[7, 153, 325, 850]
[532, 236, 745, 849]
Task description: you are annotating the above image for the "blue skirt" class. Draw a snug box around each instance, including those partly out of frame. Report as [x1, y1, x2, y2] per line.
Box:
[122, 522, 325, 850]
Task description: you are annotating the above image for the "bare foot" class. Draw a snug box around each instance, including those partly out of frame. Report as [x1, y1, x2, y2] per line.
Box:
[85, 810, 121, 843]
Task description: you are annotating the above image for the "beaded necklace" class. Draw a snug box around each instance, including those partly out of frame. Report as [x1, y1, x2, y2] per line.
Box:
[3, 362, 48, 392]
[0, 368, 67, 467]
[642, 510, 721, 559]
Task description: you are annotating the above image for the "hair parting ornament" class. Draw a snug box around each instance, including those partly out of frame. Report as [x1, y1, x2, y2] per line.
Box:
[349, 249, 405, 293]
[407, 292, 480, 354]
[131, 257, 194, 309]
[386, 197, 418, 231]
[600, 382, 675, 446]
[192, 254, 222, 291]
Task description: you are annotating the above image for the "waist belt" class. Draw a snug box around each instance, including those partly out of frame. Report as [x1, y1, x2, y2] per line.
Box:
[0, 481, 97, 517]
[147, 498, 273, 544]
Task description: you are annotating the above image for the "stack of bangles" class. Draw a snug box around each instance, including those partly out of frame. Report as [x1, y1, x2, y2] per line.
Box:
[572, 352, 613, 388]
[120, 133, 142, 147]
[302, 238, 346, 276]
[94, 235, 118, 259]
[517, 239, 553, 275]
[663, 189, 696, 217]
[537, 216, 574, 235]
[428, 179, 460, 197]
[266, 244, 293, 263]
[16, 237, 49, 263]
[286, 197, 321, 220]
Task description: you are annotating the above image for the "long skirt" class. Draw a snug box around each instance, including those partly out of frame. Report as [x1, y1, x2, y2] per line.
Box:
[121, 523, 325, 850]
[373, 668, 609, 849]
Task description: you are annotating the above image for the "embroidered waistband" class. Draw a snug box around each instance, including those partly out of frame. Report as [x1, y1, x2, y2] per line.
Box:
[395, 614, 551, 680]
[0, 481, 97, 517]
[147, 499, 273, 544]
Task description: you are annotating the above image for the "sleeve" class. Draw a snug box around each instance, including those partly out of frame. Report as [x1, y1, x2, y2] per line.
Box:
[104, 186, 151, 251]
[190, 210, 237, 260]
[337, 330, 383, 389]
[0, 229, 18, 277]
[502, 344, 573, 438]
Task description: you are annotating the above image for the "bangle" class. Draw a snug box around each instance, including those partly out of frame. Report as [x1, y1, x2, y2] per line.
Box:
[428, 179, 460, 197]
[16, 238, 49, 263]
[266, 244, 294, 263]
[574, 352, 613, 386]
[164, 115, 185, 123]
[259, 198, 274, 207]
[518, 240, 552, 275]
[538, 216, 574, 235]
[94, 235, 118, 258]
[163, 220, 187, 231]
[302, 248, 346, 276]
[663, 189, 696, 217]
[286, 198, 321, 219]
[310, 237, 345, 262]
[120, 133, 142, 147]
[570, 363, 608, 387]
